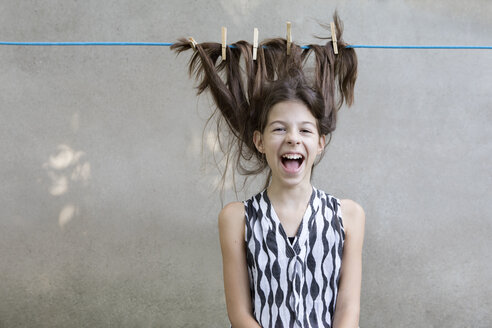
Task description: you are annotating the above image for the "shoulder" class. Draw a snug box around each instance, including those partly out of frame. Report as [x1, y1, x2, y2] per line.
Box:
[339, 198, 366, 238]
[339, 199, 365, 220]
[218, 201, 245, 234]
[219, 201, 245, 221]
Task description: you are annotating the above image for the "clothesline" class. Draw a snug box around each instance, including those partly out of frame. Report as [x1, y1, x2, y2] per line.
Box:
[0, 41, 491, 50]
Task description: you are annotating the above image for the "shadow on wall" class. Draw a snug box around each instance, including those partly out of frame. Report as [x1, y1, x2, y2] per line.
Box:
[43, 143, 90, 228]
[42, 112, 91, 229]
[186, 127, 237, 191]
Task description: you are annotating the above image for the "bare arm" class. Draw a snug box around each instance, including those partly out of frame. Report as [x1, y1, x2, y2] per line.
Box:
[332, 199, 366, 328]
[218, 202, 262, 328]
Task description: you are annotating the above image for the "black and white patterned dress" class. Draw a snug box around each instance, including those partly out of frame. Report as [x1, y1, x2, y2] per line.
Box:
[242, 186, 345, 328]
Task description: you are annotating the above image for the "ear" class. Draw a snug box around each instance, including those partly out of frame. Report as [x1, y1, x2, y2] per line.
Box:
[253, 130, 264, 153]
[317, 134, 326, 154]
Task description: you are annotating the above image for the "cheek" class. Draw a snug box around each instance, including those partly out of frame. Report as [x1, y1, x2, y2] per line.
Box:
[263, 140, 281, 160]
[264, 136, 281, 148]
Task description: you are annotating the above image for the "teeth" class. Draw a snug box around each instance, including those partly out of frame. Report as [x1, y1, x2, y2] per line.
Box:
[282, 154, 303, 160]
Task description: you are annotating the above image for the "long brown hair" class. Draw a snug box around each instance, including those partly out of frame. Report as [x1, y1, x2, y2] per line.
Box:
[171, 12, 357, 193]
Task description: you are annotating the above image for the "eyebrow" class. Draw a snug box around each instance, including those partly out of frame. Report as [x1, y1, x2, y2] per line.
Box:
[268, 120, 316, 127]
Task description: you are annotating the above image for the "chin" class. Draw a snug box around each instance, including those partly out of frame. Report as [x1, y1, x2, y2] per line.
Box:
[274, 170, 312, 188]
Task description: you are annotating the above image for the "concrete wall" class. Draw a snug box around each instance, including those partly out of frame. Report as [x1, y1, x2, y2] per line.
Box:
[1, 1, 490, 327]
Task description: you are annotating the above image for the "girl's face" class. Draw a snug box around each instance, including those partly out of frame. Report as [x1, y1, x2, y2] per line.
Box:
[253, 101, 325, 188]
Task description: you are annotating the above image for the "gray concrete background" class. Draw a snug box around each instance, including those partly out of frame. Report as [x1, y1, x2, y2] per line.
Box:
[0, 1, 491, 327]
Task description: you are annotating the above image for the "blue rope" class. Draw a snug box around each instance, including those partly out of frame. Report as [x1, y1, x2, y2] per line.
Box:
[346, 45, 492, 49]
[0, 41, 491, 50]
[0, 41, 174, 46]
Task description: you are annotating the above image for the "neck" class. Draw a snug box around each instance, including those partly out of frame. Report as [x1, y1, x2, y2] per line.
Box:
[266, 179, 313, 206]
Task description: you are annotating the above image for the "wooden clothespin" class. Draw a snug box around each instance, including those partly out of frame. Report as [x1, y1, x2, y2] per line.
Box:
[221, 26, 227, 60]
[188, 37, 197, 50]
[286, 21, 292, 55]
[253, 28, 259, 60]
[330, 22, 338, 55]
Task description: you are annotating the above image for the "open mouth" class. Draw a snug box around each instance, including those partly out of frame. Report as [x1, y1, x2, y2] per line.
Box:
[280, 153, 304, 172]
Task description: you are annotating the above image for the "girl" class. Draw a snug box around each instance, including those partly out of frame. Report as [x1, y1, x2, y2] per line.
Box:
[172, 13, 365, 328]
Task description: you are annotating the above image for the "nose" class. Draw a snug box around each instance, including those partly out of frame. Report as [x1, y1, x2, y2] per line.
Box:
[286, 130, 301, 145]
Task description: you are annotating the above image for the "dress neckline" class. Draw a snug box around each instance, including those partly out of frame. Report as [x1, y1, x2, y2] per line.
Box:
[263, 186, 316, 248]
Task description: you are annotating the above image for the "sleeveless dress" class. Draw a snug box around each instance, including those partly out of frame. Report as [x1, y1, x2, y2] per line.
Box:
[242, 186, 345, 328]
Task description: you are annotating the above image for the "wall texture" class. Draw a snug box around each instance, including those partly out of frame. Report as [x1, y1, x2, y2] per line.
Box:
[0, 1, 491, 327]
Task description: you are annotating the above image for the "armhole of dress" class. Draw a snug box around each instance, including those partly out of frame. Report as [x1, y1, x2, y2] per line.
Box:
[243, 200, 248, 244]
[335, 197, 346, 242]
